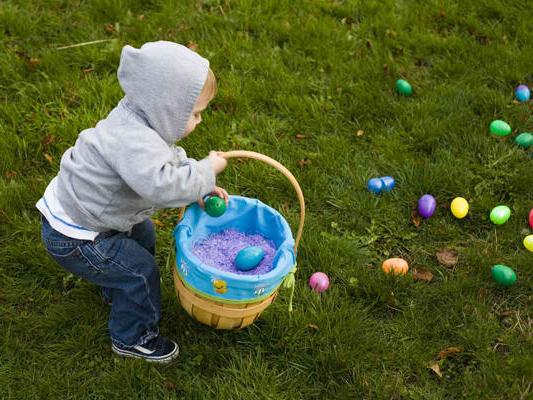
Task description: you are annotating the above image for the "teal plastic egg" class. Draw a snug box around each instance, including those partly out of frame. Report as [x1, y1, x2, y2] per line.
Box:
[515, 132, 533, 148]
[395, 79, 413, 96]
[205, 196, 226, 217]
[491, 264, 517, 287]
[489, 120, 512, 136]
[235, 246, 265, 271]
[490, 205, 511, 225]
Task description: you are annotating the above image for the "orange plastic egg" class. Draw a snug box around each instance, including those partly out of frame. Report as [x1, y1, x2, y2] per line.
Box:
[382, 258, 409, 275]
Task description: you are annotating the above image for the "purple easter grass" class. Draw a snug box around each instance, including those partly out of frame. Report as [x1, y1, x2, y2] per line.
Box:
[192, 229, 276, 275]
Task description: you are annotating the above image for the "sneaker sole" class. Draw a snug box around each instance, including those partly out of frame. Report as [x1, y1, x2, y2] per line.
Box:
[111, 343, 179, 363]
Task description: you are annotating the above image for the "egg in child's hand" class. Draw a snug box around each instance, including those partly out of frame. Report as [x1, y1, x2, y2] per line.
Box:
[234, 246, 265, 271]
[205, 196, 227, 217]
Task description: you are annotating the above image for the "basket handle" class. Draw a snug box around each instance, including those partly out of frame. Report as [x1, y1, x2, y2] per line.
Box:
[178, 150, 305, 251]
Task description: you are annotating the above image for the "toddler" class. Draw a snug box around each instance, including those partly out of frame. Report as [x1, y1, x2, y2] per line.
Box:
[37, 41, 228, 363]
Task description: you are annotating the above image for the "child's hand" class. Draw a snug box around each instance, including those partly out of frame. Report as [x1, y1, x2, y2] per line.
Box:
[208, 151, 227, 175]
[198, 186, 229, 209]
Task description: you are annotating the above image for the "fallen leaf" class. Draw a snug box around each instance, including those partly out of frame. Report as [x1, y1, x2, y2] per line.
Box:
[356, 130, 364, 137]
[162, 379, 176, 391]
[44, 153, 53, 164]
[436, 249, 458, 267]
[438, 346, 463, 359]
[187, 41, 198, 51]
[137, 14, 145, 21]
[438, 9, 446, 18]
[413, 267, 433, 282]
[295, 134, 307, 141]
[306, 324, 319, 331]
[428, 362, 443, 378]
[299, 158, 312, 167]
[42, 135, 55, 146]
[5, 170, 17, 179]
[83, 67, 95, 74]
[28, 58, 40, 70]
[411, 208, 421, 228]
[104, 23, 115, 33]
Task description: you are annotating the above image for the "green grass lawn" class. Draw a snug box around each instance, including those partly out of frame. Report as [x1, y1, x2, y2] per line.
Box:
[1, 0, 532, 398]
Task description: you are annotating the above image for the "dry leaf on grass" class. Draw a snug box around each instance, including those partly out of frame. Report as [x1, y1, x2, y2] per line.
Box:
[438, 346, 463, 359]
[428, 362, 443, 378]
[413, 267, 433, 282]
[44, 153, 54, 164]
[295, 133, 307, 141]
[187, 41, 198, 51]
[299, 159, 312, 167]
[306, 324, 319, 331]
[411, 208, 421, 228]
[356, 130, 364, 137]
[436, 249, 458, 267]
[42, 135, 55, 146]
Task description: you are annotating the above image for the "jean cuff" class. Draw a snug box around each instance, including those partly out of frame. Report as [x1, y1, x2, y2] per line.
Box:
[111, 327, 160, 349]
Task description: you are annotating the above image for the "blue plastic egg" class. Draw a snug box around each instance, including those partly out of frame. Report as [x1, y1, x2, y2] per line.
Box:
[367, 178, 384, 194]
[515, 84, 530, 102]
[381, 176, 396, 192]
[235, 246, 265, 271]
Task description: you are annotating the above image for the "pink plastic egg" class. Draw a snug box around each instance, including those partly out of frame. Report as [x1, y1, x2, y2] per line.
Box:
[309, 272, 329, 293]
[529, 208, 533, 230]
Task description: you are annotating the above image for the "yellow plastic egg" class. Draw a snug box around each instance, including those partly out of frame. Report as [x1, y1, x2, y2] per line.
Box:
[524, 235, 533, 252]
[450, 197, 469, 219]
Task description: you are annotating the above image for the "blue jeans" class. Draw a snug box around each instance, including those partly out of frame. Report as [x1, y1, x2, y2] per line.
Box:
[40, 214, 160, 348]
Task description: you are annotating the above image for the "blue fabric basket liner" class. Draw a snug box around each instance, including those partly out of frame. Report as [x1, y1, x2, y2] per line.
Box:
[174, 195, 296, 303]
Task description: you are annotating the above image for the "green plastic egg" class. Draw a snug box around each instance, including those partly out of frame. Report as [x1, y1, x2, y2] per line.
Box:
[515, 132, 533, 148]
[395, 79, 413, 96]
[490, 205, 511, 225]
[491, 264, 517, 287]
[489, 120, 512, 136]
[204, 196, 226, 218]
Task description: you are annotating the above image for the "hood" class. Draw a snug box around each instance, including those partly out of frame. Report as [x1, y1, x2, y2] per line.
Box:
[117, 41, 209, 144]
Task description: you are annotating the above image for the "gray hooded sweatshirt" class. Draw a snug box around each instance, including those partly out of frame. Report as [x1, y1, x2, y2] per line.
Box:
[54, 41, 216, 232]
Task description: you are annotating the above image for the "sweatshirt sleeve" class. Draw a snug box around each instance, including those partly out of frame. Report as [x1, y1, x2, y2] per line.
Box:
[107, 126, 216, 207]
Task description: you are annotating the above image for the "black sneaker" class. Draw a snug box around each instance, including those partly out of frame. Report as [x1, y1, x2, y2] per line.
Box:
[112, 335, 179, 363]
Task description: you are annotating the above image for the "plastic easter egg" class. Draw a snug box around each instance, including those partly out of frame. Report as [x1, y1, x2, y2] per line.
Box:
[515, 84, 530, 102]
[529, 209, 533, 229]
[490, 205, 511, 225]
[235, 246, 265, 271]
[491, 264, 517, 287]
[380, 176, 396, 192]
[515, 132, 533, 148]
[309, 272, 329, 293]
[418, 194, 437, 219]
[450, 197, 469, 219]
[524, 235, 533, 252]
[396, 79, 413, 96]
[382, 258, 409, 275]
[205, 196, 226, 217]
[489, 120, 512, 136]
[367, 178, 384, 194]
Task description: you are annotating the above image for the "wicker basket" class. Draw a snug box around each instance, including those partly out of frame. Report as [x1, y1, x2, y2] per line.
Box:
[173, 150, 305, 330]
